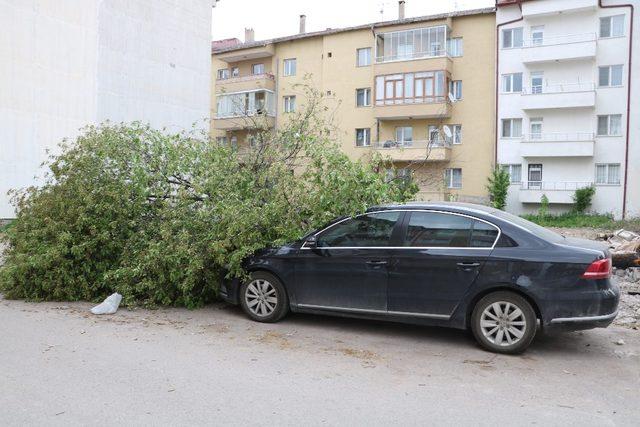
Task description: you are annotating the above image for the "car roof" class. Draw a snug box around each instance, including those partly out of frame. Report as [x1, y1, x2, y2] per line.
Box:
[367, 202, 499, 217]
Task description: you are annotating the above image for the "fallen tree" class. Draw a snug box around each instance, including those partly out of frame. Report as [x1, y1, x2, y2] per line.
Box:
[0, 88, 416, 307]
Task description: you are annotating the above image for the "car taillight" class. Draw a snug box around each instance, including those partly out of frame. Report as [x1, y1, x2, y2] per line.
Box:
[581, 258, 611, 280]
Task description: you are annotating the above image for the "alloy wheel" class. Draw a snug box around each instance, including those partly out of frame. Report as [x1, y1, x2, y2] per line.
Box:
[245, 279, 278, 317]
[480, 301, 527, 347]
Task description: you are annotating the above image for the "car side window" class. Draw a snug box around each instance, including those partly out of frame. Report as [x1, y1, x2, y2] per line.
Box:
[470, 221, 500, 247]
[316, 211, 401, 247]
[404, 212, 474, 247]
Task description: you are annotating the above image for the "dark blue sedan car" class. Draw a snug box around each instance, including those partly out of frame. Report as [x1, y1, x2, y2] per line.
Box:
[221, 202, 619, 353]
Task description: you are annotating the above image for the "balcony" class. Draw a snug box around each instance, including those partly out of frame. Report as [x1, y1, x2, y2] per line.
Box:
[520, 133, 595, 157]
[521, 0, 597, 17]
[374, 100, 451, 120]
[521, 33, 596, 64]
[214, 89, 276, 131]
[521, 82, 595, 110]
[216, 43, 275, 63]
[214, 115, 275, 131]
[519, 181, 594, 204]
[216, 73, 275, 93]
[373, 140, 451, 162]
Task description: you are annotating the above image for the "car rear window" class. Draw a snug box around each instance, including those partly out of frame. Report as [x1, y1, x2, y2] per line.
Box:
[491, 209, 564, 243]
[404, 212, 498, 248]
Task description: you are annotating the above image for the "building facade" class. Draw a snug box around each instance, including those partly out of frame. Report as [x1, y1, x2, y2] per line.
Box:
[496, 0, 639, 218]
[0, 0, 216, 218]
[210, 7, 496, 203]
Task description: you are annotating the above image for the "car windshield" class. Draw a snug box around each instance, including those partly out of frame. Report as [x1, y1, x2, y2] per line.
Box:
[491, 209, 565, 243]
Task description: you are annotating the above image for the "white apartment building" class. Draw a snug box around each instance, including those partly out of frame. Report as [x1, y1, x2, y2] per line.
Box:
[0, 0, 217, 218]
[497, 0, 639, 219]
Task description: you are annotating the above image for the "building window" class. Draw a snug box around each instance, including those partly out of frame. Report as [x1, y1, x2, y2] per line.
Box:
[229, 135, 238, 150]
[599, 65, 623, 87]
[502, 27, 523, 48]
[283, 58, 297, 76]
[595, 163, 621, 185]
[356, 128, 371, 147]
[449, 80, 462, 100]
[451, 125, 462, 144]
[501, 164, 522, 184]
[251, 63, 265, 75]
[375, 70, 447, 106]
[528, 164, 543, 187]
[356, 88, 371, 107]
[231, 67, 239, 77]
[502, 118, 522, 138]
[444, 168, 462, 189]
[216, 136, 228, 146]
[375, 25, 447, 62]
[502, 73, 523, 93]
[529, 118, 543, 140]
[428, 125, 440, 144]
[600, 15, 625, 38]
[530, 72, 543, 94]
[217, 69, 229, 80]
[356, 48, 372, 66]
[597, 114, 622, 136]
[531, 26, 544, 46]
[448, 37, 463, 57]
[216, 90, 275, 118]
[395, 127, 413, 146]
[283, 95, 296, 113]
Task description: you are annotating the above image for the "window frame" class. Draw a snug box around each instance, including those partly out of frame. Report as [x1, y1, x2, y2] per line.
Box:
[217, 68, 230, 80]
[502, 73, 523, 93]
[356, 47, 372, 66]
[502, 27, 524, 48]
[375, 70, 448, 106]
[448, 37, 463, 57]
[598, 65, 624, 87]
[283, 58, 297, 76]
[301, 209, 501, 250]
[231, 67, 239, 77]
[502, 118, 523, 138]
[449, 80, 462, 100]
[597, 114, 623, 136]
[501, 164, 522, 184]
[283, 95, 296, 113]
[355, 128, 371, 147]
[356, 88, 372, 107]
[595, 163, 621, 185]
[444, 168, 462, 189]
[600, 15, 625, 38]
[251, 63, 265, 75]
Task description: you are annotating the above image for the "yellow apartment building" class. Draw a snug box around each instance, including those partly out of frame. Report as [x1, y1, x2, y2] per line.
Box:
[210, 6, 496, 202]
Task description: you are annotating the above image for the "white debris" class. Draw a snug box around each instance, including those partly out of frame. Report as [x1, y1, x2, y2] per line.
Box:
[90, 293, 122, 315]
[615, 339, 625, 346]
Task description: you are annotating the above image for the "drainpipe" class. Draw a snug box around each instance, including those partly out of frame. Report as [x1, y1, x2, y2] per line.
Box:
[599, 0, 634, 219]
[494, 1, 524, 167]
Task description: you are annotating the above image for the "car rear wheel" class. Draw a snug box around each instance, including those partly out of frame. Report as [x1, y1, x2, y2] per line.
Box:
[239, 271, 289, 323]
[471, 291, 537, 354]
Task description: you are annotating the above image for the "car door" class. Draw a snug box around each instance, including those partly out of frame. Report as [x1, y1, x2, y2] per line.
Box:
[387, 211, 499, 318]
[293, 211, 404, 312]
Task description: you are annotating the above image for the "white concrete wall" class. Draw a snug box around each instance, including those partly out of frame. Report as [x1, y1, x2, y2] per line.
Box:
[497, 0, 639, 219]
[0, 0, 213, 218]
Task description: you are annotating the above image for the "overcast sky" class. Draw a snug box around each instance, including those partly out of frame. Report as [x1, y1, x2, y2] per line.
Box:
[212, 0, 495, 41]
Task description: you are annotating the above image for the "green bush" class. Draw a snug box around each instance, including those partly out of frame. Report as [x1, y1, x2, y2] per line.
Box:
[0, 90, 415, 307]
[538, 194, 549, 218]
[572, 186, 596, 214]
[486, 167, 511, 210]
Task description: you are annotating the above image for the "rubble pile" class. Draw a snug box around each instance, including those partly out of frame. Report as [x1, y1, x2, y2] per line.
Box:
[614, 274, 640, 329]
[597, 229, 640, 268]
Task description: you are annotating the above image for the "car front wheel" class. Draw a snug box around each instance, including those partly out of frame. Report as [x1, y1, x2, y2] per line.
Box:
[239, 271, 289, 323]
[471, 291, 537, 354]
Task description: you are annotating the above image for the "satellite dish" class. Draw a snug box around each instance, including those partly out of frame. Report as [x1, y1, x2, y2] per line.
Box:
[448, 93, 457, 103]
[442, 125, 452, 139]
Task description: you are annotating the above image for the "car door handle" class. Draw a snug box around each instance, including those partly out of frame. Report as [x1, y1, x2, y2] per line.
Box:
[457, 262, 480, 268]
[366, 260, 388, 266]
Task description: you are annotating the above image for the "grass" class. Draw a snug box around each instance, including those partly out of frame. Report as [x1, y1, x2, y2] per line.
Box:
[0, 220, 14, 233]
[523, 213, 640, 231]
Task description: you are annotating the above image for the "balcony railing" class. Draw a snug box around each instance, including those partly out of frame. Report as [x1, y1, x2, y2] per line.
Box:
[217, 73, 275, 83]
[521, 132, 595, 142]
[374, 139, 452, 149]
[523, 32, 596, 48]
[522, 82, 595, 95]
[375, 49, 447, 63]
[520, 181, 593, 191]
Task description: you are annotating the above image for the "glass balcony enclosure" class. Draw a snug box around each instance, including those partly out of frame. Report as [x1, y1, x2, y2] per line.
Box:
[375, 71, 448, 106]
[215, 90, 275, 118]
[375, 25, 450, 62]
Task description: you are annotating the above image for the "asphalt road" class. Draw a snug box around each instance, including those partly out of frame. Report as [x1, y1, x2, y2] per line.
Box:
[1, 297, 639, 426]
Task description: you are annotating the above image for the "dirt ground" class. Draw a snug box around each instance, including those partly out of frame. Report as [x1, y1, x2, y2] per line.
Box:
[1, 297, 639, 426]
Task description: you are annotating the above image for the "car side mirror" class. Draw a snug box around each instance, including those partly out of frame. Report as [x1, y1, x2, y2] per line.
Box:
[305, 235, 318, 248]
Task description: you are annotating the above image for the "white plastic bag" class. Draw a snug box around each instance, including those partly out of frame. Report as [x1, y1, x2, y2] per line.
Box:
[90, 293, 122, 315]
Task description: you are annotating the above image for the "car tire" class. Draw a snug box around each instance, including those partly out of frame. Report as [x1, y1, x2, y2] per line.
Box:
[471, 291, 537, 354]
[239, 271, 289, 323]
